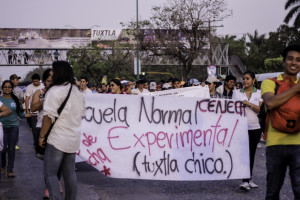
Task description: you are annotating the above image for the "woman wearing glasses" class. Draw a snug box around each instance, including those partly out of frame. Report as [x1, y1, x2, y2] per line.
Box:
[109, 79, 127, 94]
[0, 99, 12, 182]
[0, 80, 32, 178]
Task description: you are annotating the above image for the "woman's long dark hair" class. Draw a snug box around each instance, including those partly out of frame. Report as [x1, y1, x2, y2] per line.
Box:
[42, 68, 52, 83]
[1, 80, 23, 113]
[51, 61, 76, 86]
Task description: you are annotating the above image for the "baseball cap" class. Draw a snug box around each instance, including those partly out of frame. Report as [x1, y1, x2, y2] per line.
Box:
[149, 82, 157, 90]
[10, 74, 21, 80]
[162, 83, 171, 89]
[217, 74, 223, 79]
[205, 76, 217, 84]
[188, 78, 200, 86]
[121, 80, 129, 86]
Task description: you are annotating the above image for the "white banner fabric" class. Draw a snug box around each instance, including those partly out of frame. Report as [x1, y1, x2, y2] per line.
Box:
[143, 86, 210, 98]
[79, 94, 250, 181]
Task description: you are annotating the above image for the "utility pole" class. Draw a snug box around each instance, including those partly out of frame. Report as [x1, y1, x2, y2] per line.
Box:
[136, 0, 140, 80]
[207, 19, 223, 65]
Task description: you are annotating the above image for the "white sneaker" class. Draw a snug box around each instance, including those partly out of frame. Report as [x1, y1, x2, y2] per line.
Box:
[249, 180, 258, 188]
[257, 143, 262, 148]
[239, 182, 250, 191]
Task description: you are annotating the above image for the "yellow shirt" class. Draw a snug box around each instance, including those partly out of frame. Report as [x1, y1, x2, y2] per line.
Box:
[261, 74, 300, 146]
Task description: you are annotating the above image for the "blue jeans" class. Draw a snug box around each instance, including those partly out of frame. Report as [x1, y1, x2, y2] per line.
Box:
[266, 145, 300, 200]
[1, 127, 18, 172]
[44, 144, 77, 200]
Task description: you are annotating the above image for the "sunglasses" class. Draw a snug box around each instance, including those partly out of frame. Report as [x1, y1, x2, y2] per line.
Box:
[3, 86, 12, 89]
[110, 84, 115, 87]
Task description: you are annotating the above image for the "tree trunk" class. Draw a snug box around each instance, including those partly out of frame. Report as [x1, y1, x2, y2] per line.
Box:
[181, 60, 193, 81]
[182, 62, 189, 81]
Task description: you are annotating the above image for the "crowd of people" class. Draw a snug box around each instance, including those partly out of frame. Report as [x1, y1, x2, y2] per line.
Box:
[0, 44, 299, 200]
[7, 50, 29, 65]
[78, 73, 238, 99]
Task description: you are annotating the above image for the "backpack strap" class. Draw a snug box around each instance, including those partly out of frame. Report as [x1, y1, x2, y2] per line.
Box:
[269, 77, 279, 95]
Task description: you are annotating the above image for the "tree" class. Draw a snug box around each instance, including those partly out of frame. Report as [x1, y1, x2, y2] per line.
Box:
[126, 0, 229, 81]
[284, 0, 300, 28]
[218, 25, 299, 74]
[264, 57, 283, 72]
[67, 43, 135, 85]
[265, 24, 300, 58]
[245, 30, 267, 73]
[247, 30, 266, 47]
[221, 34, 247, 61]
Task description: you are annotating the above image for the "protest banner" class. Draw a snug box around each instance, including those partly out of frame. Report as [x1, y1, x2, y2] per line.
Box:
[79, 94, 250, 181]
[143, 86, 210, 98]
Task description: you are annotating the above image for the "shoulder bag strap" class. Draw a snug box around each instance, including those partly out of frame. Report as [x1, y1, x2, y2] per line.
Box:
[57, 84, 73, 115]
[45, 84, 73, 137]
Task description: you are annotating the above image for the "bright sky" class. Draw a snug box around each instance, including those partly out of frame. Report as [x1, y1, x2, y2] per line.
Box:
[0, 0, 288, 37]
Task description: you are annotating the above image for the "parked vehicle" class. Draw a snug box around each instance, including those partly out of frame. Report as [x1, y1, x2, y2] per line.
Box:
[18, 37, 26, 44]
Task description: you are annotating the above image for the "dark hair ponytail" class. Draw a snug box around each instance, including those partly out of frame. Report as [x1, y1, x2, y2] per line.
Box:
[11, 92, 23, 113]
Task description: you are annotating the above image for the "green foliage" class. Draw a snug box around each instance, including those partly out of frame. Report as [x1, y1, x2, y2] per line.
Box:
[67, 44, 136, 86]
[125, 0, 229, 81]
[245, 25, 300, 73]
[284, 0, 300, 28]
[265, 25, 300, 58]
[245, 30, 268, 73]
[220, 25, 299, 74]
[264, 57, 283, 72]
[221, 34, 247, 62]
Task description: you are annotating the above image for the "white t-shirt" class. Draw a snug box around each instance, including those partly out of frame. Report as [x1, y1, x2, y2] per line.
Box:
[82, 88, 92, 95]
[131, 88, 150, 95]
[25, 83, 44, 112]
[13, 86, 24, 101]
[233, 89, 263, 130]
[0, 101, 3, 108]
[43, 84, 85, 153]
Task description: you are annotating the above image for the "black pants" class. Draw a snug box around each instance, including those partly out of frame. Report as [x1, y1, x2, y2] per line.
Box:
[243, 129, 261, 182]
[28, 116, 38, 148]
[8, 56, 12, 64]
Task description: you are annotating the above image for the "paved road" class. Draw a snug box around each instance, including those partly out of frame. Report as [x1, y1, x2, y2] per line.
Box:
[0, 120, 294, 200]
